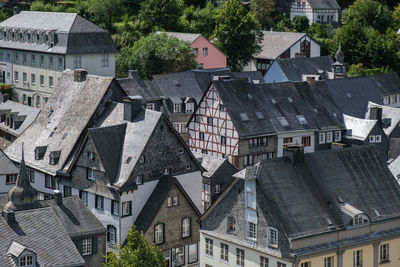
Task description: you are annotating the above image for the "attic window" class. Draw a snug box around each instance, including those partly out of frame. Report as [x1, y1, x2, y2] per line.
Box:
[255, 112, 264, 119]
[288, 97, 293, 103]
[87, 151, 95, 160]
[267, 227, 278, 247]
[34, 146, 47, 160]
[49, 150, 61, 165]
[174, 80, 181, 87]
[374, 209, 381, 218]
[271, 99, 276, 104]
[49, 131, 54, 137]
[325, 218, 333, 226]
[337, 196, 344, 204]
[296, 115, 307, 125]
[62, 133, 67, 139]
[277, 117, 289, 127]
[346, 93, 352, 98]
[139, 156, 145, 164]
[247, 94, 253, 100]
[19, 254, 34, 266]
[353, 214, 369, 225]
[240, 113, 249, 121]
[126, 157, 132, 164]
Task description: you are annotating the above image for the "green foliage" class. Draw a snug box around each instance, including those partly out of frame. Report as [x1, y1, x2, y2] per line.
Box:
[78, 0, 123, 32]
[274, 16, 295, 32]
[0, 9, 11, 23]
[103, 225, 165, 267]
[392, 3, 400, 29]
[30, 0, 76, 12]
[138, 0, 183, 35]
[291, 16, 309, 32]
[307, 23, 335, 39]
[250, 0, 279, 30]
[127, 32, 198, 79]
[213, 0, 263, 71]
[347, 63, 391, 77]
[179, 2, 217, 38]
[113, 15, 140, 49]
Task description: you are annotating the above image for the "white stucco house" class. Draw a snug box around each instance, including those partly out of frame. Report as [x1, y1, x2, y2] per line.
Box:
[290, 0, 341, 25]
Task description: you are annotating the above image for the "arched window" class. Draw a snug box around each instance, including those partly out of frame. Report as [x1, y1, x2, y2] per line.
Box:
[181, 217, 191, 238]
[107, 225, 116, 245]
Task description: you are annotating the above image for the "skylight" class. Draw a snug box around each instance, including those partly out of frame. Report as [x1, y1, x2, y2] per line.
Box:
[271, 99, 276, 104]
[255, 112, 264, 119]
[296, 115, 307, 125]
[277, 117, 289, 127]
[240, 112, 249, 121]
[248, 94, 253, 100]
[288, 97, 293, 103]
[346, 93, 352, 98]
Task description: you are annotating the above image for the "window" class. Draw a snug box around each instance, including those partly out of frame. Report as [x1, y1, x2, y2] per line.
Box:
[14, 52, 19, 63]
[283, 137, 293, 145]
[221, 136, 226, 145]
[376, 135, 382, 143]
[48, 56, 54, 68]
[186, 102, 194, 113]
[326, 132, 333, 143]
[45, 174, 55, 189]
[247, 221, 257, 239]
[353, 250, 362, 267]
[205, 238, 213, 256]
[324, 256, 333, 267]
[220, 243, 229, 262]
[40, 55, 44, 67]
[174, 103, 181, 113]
[199, 132, 205, 141]
[95, 195, 104, 210]
[203, 47, 208, 56]
[40, 75, 44, 87]
[334, 131, 341, 142]
[188, 243, 198, 263]
[240, 112, 249, 121]
[63, 185, 72, 197]
[31, 74, 36, 85]
[136, 175, 143, 185]
[296, 115, 307, 124]
[87, 151, 95, 160]
[193, 48, 198, 56]
[107, 225, 117, 244]
[19, 255, 33, 266]
[58, 57, 63, 69]
[202, 149, 208, 154]
[31, 54, 36, 66]
[87, 168, 95, 180]
[154, 223, 164, 244]
[260, 256, 269, 267]
[207, 117, 213, 126]
[255, 111, 264, 119]
[110, 200, 119, 216]
[49, 76, 53, 88]
[319, 132, 326, 144]
[227, 217, 236, 233]
[236, 248, 244, 267]
[28, 169, 35, 183]
[219, 104, 225, 111]
[172, 246, 185, 266]
[278, 263, 287, 267]
[14, 71, 19, 82]
[22, 72, 27, 84]
[168, 196, 179, 207]
[181, 217, 191, 238]
[101, 54, 109, 67]
[380, 244, 389, 262]
[22, 53, 27, 65]
[277, 117, 289, 126]
[214, 184, 221, 194]
[6, 174, 17, 184]
[243, 155, 254, 166]
[369, 135, 376, 143]
[146, 103, 155, 110]
[302, 136, 311, 147]
[82, 237, 92, 255]
[122, 201, 132, 216]
[79, 190, 88, 206]
[267, 227, 278, 247]
[301, 262, 311, 267]
[73, 55, 81, 68]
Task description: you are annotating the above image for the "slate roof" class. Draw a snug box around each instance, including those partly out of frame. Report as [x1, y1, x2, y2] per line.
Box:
[343, 114, 377, 141]
[312, 73, 400, 118]
[208, 79, 344, 138]
[255, 31, 307, 60]
[389, 155, 400, 182]
[306, 0, 341, 9]
[161, 31, 201, 43]
[0, 101, 40, 137]
[5, 70, 115, 175]
[0, 11, 117, 54]
[254, 146, 400, 238]
[0, 207, 84, 266]
[274, 56, 334, 81]
[117, 76, 161, 101]
[0, 149, 18, 175]
[365, 102, 400, 136]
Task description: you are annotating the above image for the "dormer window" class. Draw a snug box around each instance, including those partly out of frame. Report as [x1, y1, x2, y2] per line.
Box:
[49, 150, 61, 165]
[267, 227, 278, 247]
[19, 254, 33, 266]
[353, 214, 369, 225]
[87, 151, 95, 160]
[34, 146, 47, 160]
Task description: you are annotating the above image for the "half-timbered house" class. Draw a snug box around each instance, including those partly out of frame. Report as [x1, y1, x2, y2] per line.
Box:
[187, 78, 344, 169]
[290, 0, 341, 25]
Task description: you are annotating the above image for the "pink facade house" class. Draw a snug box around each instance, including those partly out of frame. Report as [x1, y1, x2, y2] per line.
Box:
[163, 32, 227, 69]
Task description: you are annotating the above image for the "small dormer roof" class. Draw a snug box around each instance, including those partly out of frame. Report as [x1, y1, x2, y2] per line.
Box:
[7, 241, 34, 258]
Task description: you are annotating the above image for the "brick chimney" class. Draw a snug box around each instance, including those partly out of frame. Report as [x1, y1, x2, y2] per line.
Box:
[74, 69, 88, 82]
[306, 76, 316, 86]
[54, 190, 62, 206]
[369, 106, 382, 127]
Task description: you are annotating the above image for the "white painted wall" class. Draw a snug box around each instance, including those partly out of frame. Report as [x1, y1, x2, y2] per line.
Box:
[263, 61, 288, 83]
[277, 131, 315, 157]
[65, 53, 115, 77]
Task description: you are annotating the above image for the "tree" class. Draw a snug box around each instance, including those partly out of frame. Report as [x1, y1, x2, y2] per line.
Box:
[30, 0, 74, 12]
[392, 3, 400, 29]
[213, 0, 263, 71]
[347, 63, 391, 77]
[250, 0, 279, 30]
[137, 0, 183, 35]
[179, 2, 217, 38]
[103, 225, 165, 267]
[127, 32, 198, 79]
[78, 0, 123, 32]
[291, 16, 309, 32]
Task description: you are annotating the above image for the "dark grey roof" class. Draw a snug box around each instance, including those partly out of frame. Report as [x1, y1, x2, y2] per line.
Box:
[275, 56, 334, 81]
[313, 73, 400, 118]
[0, 207, 84, 266]
[0, 11, 117, 54]
[117, 76, 161, 101]
[211, 79, 344, 138]
[307, 0, 341, 9]
[0, 101, 40, 137]
[255, 146, 400, 238]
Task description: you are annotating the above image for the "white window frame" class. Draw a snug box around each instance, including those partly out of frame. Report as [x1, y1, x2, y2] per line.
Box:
[182, 217, 191, 238]
[220, 243, 229, 262]
[101, 54, 109, 67]
[326, 132, 333, 143]
[19, 255, 33, 266]
[122, 201, 131, 216]
[215, 184, 221, 194]
[31, 74, 36, 85]
[146, 103, 155, 110]
[353, 250, 362, 267]
[334, 131, 341, 142]
[73, 55, 82, 69]
[375, 135, 382, 143]
[369, 135, 376, 143]
[82, 237, 92, 256]
[87, 168, 95, 181]
[319, 132, 326, 144]
[267, 227, 278, 247]
[202, 47, 208, 56]
[246, 221, 257, 239]
[80, 191, 88, 206]
[324, 256, 333, 267]
[380, 244, 389, 262]
[95, 195, 104, 210]
[40, 75, 44, 87]
[155, 224, 164, 244]
[205, 238, 213, 256]
[185, 102, 194, 113]
[107, 225, 117, 244]
[49, 76, 53, 88]
[236, 248, 244, 267]
[174, 103, 181, 113]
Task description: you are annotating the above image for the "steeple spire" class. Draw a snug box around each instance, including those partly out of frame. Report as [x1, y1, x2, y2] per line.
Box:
[332, 43, 347, 79]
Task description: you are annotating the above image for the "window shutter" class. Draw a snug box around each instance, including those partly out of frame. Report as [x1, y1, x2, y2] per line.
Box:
[129, 201, 132, 215]
[189, 217, 192, 237]
[181, 218, 184, 238]
[73, 238, 83, 254]
[92, 237, 98, 254]
[111, 200, 114, 215]
[95, 195, 98, 208]
[162, 223, 165, 243]
[153, 225, 156, 243]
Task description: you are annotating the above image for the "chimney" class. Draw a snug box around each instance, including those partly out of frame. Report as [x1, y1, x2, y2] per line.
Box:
[369, 107, 382, 126]
[283, 145, 304, 165]
[123, 96, 143, 122]
[74, 69, 88, 82]
[2, 210, 15, 224]
[306, 76, 316, 86]
[53, 190, 62, 206]
[13, 6, 19, 15]
[128, 70, 140, 80]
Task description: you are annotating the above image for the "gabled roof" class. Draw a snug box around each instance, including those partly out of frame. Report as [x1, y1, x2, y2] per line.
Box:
[6, 70, 116, 175]
[161, 31, 201, 43]
[0, 149, 18, 175]
[366, 102, 400, 136]
[0, 11, 117, 54]
[0, 101, 40, 137]
[343, 114, 377, 141]
[306, 0, 340, 9]
[255, 31, 307, 60]
[274, 56, 334, 81]
[207, 79, 344, 138]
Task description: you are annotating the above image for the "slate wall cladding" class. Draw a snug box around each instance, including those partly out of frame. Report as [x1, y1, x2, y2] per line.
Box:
[77, 233, 106, 267]
[390, 137, 400, 159]
[144, 183, 200, 250]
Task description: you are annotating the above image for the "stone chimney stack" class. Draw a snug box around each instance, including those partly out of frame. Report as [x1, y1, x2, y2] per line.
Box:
[54, 190, 62, 206]
[2, 210, 15, 225]
[74, 69, 88, 82]
[283, 145, 304, 165]
[123, 96, 143, 122]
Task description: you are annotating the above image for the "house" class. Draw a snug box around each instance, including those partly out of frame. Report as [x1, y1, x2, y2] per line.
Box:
[312, 72, 400, 119]
[118, 69, 263, 142]
[194, 152, 237, 210]
[1, 146, 106, 266]
[243, 31, 320, 75]
[162, 32, 227, 69]
[187, 79, 344, 169]
[0, 149, 19, 198]
[0, 11, 117, 106]
[200, 145, 400, 267]
[135, 175, 201, 267]
[290, 0, 341, 25]
[5, 69, 204, 247]
[0, 101, 40, 148]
